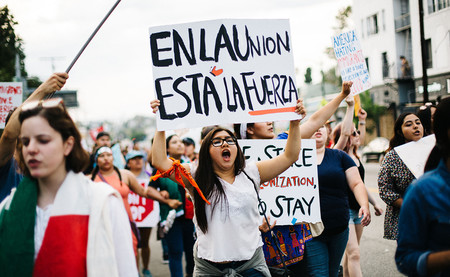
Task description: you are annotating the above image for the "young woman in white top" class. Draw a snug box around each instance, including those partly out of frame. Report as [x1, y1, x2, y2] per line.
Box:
[0, 97, 137, 276]
[150, 99, 306, 276]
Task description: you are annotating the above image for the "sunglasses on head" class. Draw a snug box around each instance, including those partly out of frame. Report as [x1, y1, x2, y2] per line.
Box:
[211, 136, 236, 147]
[21, 98, 65, 112]
[351, 130, 361, 136]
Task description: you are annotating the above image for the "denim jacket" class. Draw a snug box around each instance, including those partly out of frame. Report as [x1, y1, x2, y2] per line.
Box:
[395, 160, 450, 276]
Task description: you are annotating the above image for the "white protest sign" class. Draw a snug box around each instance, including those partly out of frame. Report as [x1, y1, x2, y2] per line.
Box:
[395, 134, 436, 179]
[128, 177, 160, 227]
[149, 19, 299, 131]
[240, 139, 321, 225]
[333, 30, 371, 95]
[0, 82, 22, 129]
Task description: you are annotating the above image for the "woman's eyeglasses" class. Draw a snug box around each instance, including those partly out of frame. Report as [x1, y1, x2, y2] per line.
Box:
[211, 136, 236, 147]
[21, 98, 65, 112]
[351, 130, 361, 136]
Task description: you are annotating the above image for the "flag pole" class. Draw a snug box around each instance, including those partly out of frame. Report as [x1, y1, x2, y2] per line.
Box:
[65, 0, 122, 74]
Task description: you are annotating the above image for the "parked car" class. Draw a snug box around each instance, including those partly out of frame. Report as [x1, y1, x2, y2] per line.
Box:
[361, 137, 389, 163]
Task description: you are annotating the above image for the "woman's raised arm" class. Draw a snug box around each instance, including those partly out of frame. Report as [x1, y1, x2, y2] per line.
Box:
[150, 100, 193, 194]
[257, 99, 305, 183]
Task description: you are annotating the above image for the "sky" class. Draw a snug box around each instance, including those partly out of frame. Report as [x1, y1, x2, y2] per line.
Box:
[5, 0, 351, 123]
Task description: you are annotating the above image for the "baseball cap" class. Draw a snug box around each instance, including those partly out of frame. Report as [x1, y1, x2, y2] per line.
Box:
[182, 137, 195, 147]
[96, 131, 110, 140]
[125, 150, 144, 163]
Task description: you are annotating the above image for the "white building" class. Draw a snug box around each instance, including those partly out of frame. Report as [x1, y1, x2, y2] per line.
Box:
[353, 0, 450, 111]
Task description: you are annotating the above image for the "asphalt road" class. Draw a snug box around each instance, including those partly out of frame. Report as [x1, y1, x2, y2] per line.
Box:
[145, 161, 404, 277]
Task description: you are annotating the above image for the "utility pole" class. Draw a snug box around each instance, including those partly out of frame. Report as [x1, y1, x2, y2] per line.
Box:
[418, 0, 429, 103]
[40, 57, 65, 72]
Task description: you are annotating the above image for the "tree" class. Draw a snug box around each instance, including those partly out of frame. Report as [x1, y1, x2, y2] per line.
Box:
[0, 6, 27, 81]
[359, 90, 387, 136]
[304, 67, 312, 84]
[334, 6, 352, 33]
[323, 5, 353, 80]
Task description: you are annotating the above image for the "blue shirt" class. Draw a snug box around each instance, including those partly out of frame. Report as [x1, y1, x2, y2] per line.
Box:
[0, 158, 23, 202]
[396, 160, 450, 277]
[318, 148, 355, 234]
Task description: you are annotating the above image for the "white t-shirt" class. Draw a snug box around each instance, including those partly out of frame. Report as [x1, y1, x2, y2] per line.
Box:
[190, 162, 263, 262]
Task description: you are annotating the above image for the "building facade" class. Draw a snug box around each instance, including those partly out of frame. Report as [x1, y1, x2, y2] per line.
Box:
[352, 0, 450, 117]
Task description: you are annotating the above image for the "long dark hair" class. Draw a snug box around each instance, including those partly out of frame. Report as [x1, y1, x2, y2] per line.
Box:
[433, 97, 450, 161]
[417, 104, 435, 136]
[332, 122, 360, 159]
[193, 127, 246, 233]
[388, 112, 418, 151]
[17, 103, 89, 177]
[90, 165, 123, 184]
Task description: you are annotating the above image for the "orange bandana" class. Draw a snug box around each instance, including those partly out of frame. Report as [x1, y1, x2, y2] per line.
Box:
[151, 158, 210, 205]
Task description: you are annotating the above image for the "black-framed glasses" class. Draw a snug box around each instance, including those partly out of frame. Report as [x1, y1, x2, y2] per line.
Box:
[211, 136, 236, 147]
[21, 98, 65, 112]
[351, 130, 361, 136]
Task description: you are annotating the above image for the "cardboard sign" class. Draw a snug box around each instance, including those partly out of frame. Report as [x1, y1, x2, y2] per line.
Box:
[149, 19, 300, 131]
[333, 30, 371, 95]
[395, 135, 436, 179]
[354, 94, 361, 117]
[128, 177, 160, 227]
[0, 82, 22, 129]
[239, 139, 321, 225]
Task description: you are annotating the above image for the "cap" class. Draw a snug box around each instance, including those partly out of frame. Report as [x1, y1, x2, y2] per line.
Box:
[125, 150, 144, 163]
[96, 131, 110, 140]
[182, 137, 195, 147]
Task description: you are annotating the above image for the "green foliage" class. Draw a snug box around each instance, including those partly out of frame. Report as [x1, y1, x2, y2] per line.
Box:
[321, 68, 341, 87]
[333, 6, 352, 32]
[304, 67, 312, 84]
[0, 6, 27, 81]
[26, 76, 43, 88]
[321, 5, 352, 86]
[359, 90, 387, 135]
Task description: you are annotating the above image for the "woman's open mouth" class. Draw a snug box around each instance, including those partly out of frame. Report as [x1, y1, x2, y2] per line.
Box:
[222, 149, 231, 162]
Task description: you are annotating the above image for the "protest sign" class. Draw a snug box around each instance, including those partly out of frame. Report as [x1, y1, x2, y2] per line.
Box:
[128, 177, 160, 227]
[0, 82, 22, 129]
[395, 134, 436, 179]
[239, 139, 321, 225]
[333, 30, 371, 95]
[149, 19, 300, 131]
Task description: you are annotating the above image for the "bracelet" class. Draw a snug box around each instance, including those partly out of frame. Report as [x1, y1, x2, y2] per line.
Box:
[359, 121, 366, 125]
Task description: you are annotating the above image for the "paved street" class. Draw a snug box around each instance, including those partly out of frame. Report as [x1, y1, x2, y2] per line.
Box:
[145, 161, 404, 277]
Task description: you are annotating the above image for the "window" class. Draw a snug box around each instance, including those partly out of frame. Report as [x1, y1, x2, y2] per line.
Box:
[367, 14, 379, 35]
[425, 39, 433, 68]
[361, 19, 364, 38]
[428, 0, 449, 13]
[382, 52, 389, 78]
